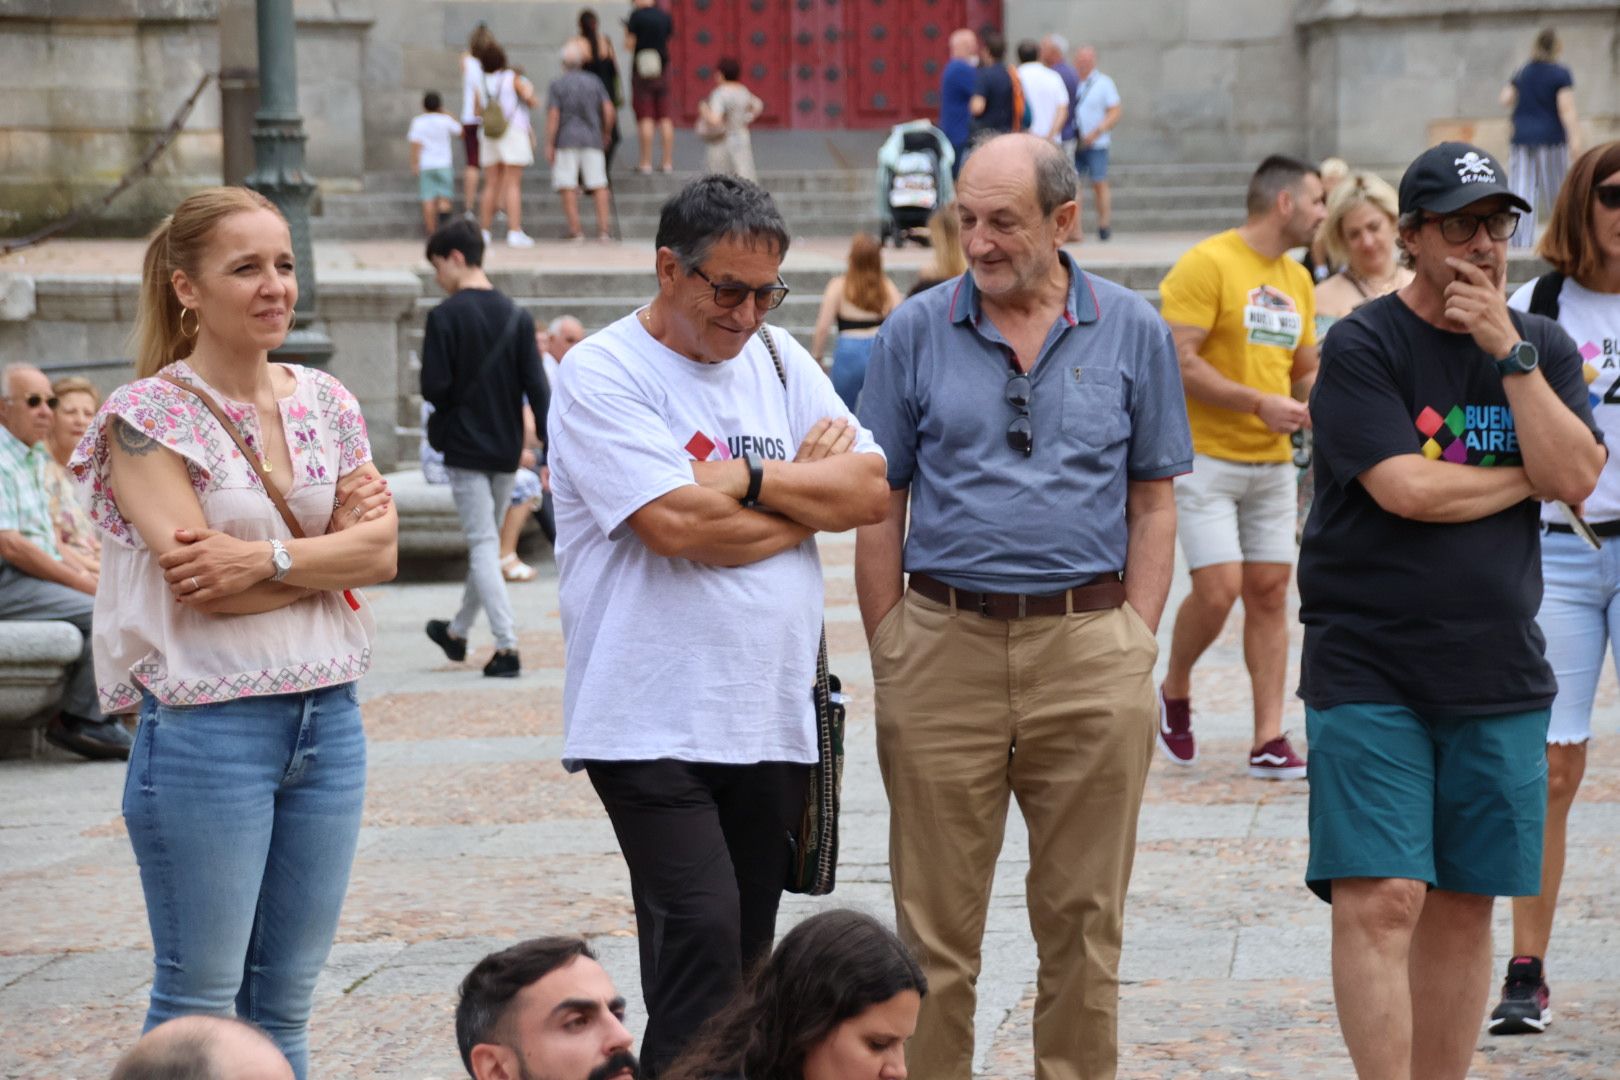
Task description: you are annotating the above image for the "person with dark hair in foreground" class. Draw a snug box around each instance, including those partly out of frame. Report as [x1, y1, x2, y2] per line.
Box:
[457, 937, 639, 1080]
[662, 910, 924, 1080]
[110, 1016, 292, 1080]
[547, 174, 888, 1075]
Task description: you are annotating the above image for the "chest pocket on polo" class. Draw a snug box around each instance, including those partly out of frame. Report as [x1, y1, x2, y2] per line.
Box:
[1060, 366, 1128, 449]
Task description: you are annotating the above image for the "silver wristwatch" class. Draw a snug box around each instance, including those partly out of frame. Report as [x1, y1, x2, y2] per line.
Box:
[269, 538, 293, 582]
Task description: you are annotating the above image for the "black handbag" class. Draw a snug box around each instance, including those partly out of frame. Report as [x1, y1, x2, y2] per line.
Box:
[754, 325, 845, 896]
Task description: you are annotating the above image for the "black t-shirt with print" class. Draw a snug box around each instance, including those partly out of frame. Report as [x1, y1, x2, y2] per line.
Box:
[1298, 293, 1603, 715]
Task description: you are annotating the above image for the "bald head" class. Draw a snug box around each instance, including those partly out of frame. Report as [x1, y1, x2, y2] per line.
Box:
[1, 364, 54, 446]
[1073, 46, 1097, 77]
[960, 133, 1077, 216]
[110, 1017, 293, 1080]
[948, 29, 977, 61]
[561, 40, 584, 69]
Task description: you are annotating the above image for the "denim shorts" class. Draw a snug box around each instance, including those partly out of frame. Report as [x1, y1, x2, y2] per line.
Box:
[418, 166, 455, 202]
[1537, 527, 1620, 744]
[1075, 146, 1109, 180]
[1305, 701, 1549, 902]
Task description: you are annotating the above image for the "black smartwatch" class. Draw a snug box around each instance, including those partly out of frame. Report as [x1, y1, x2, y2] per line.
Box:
[741, 451, 765, 508]
[1495, 340, 1538, 378]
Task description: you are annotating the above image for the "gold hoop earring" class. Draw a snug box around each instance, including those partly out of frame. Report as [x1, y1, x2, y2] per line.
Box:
[287, 308, 297, 332]
[178, 307, 199, 339]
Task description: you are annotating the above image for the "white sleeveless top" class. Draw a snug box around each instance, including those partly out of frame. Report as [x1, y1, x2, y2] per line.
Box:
[70, 360, 377, 713]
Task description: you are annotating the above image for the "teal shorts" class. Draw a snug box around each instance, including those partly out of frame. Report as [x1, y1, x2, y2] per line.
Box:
[1305, 702, 1549, 902]
[418, 167, 455, 202]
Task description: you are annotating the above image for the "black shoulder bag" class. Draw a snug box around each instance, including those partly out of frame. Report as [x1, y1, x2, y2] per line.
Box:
[1527, 271, 1565, 322]
[755, 326, 845, 896]
[425, 302, 525, 452]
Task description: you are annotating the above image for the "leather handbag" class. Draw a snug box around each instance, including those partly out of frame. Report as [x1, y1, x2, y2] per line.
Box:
[753, 326, 844, 896]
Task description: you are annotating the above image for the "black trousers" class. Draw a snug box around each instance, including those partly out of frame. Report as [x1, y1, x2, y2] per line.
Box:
[585, 758, 810, 1077]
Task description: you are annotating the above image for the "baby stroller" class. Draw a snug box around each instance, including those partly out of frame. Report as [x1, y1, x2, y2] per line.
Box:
[875, 120, 955, 247]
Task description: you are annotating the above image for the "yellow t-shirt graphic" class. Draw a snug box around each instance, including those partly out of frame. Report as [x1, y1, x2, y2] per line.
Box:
[1159, 229, 1317, 462]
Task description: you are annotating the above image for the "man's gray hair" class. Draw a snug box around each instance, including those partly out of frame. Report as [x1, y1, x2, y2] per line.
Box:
[548, 315, 583, 336]
[654, 174, 792, 272]
[1033, 140, 1079, 216]
[560, 40, 584, 69]
[1395, 208, 1424, 269]
[1, 363, 41, 398]
[1047, 33, 1069, 54]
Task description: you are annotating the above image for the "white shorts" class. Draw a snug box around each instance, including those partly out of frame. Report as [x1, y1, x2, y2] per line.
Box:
[552, 147, 608, 191]
[1173, 453, 1297, 569]
[481, 124, 535, 168]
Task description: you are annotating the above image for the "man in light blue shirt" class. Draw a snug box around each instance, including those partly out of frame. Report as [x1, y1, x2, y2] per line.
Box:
[855, 133, 1190, 1080]
[1072, 45, 1123, 240]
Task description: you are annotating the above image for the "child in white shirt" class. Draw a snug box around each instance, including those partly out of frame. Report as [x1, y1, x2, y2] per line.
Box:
[407, 91, 465, 236]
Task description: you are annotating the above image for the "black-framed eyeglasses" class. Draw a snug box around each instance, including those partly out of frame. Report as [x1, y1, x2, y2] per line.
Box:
[1005, 372, 1033, 457]
[1421, 210, 1520, 244]
[4, 395, 57, 410]
[690, 266, 790, 310]
[1595, 184, 1620, 211]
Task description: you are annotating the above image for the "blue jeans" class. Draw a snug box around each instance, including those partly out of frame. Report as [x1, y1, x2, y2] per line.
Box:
[830, 335, 876, 413]
[1537, 527, 1620, 744]
[124, 684, 367, 1079]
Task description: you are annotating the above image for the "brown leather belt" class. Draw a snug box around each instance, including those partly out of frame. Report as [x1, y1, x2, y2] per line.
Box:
[909, 571, 1126, 619]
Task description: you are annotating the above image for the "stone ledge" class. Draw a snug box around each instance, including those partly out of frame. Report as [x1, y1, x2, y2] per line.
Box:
[317, 271, 422, 321]
[0, 620, 84, 732]
[1297, 0, 1620, 26]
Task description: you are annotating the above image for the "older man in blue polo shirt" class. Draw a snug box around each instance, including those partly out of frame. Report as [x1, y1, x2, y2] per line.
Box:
[856, 133, 1192, 1080]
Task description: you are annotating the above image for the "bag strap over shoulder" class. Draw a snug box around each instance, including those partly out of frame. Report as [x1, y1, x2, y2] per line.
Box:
[159, 372, 305, 540]
[756, 325, 787, 389]
[1528, 271, 1565, 322]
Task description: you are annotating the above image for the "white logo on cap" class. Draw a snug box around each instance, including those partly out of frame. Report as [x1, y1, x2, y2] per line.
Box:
[1455, 152, 1495, 183]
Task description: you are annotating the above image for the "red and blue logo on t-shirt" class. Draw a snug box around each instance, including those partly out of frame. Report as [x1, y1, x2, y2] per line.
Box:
[1414, 403, 1521, 466]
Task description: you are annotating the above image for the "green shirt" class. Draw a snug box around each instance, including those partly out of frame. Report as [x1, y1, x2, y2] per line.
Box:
[0, 426, 61, 561]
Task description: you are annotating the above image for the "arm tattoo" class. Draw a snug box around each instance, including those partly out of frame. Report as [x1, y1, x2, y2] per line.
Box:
[113, 418, 162, 457]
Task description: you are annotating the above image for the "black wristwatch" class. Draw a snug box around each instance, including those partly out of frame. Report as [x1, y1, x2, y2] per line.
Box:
[741, 451, 765, 508]
[1495, 340, 1539, 378]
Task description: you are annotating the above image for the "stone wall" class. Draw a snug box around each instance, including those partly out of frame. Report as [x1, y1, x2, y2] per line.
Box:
[0, 270, 422, 471]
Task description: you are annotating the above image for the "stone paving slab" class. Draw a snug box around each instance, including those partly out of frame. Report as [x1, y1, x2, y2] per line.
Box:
[2, 533, 1617, 1078]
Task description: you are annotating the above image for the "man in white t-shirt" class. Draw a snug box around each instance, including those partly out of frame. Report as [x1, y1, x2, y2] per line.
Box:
[1013, 39, 1068, 144]
[408, 91, 466, 238]
[547, 175, 888, 1076]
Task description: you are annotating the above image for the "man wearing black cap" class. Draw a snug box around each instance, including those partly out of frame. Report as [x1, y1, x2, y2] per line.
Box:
[1298, 141, 1605, 1078]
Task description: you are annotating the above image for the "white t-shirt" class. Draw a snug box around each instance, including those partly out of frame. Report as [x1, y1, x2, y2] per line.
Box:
[1073, 71, 1122, 148]
[1016, 61, 1069, 142]
[461, 54, 484, 124]
[548, 314, 884, 769]
[1509, 276, 1620, 523]
[408, 112, 463, 171]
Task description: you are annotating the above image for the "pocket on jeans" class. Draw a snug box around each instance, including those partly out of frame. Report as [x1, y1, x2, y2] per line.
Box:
[1060, 367, 1127, 448]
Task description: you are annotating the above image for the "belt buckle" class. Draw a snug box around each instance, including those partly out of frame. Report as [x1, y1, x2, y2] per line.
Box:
[975, 592, 992, 617]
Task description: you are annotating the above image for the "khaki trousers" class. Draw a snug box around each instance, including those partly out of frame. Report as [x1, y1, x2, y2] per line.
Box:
[871, 588, 1158, 1080]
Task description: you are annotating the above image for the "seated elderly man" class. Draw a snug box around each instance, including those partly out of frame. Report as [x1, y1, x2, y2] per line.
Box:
[0, 363, 128, 759]
[110, 1016, 293, 1080]
[457, 937, 639, 1080]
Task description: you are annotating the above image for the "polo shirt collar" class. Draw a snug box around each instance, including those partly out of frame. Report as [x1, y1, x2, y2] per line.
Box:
[0, 425, 38, 463]
[947, 250, 1099, 329]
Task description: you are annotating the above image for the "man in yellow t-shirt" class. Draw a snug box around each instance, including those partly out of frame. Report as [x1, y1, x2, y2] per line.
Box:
[1156, 155, 1326, 780]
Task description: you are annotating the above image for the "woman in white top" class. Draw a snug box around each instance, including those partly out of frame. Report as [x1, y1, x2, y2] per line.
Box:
[697, 57, 763, 181]
[73, 187, 397, 1079]
[460, 22, 496, 213]
[474, 41, 540, 248]
[1492, 140, 1620, 1036]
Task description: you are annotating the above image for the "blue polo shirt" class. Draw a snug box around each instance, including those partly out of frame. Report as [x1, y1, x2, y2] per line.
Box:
[859, 252, 1192, 594]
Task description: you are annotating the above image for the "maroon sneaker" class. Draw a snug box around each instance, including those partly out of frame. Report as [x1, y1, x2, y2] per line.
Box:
[1248, 734, 1307, 780]
[1489, 956, 1551, 1035]
[1157, 688, 1197, 765]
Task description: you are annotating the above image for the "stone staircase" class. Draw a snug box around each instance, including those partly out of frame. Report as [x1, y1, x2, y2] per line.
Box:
[313, 162, 1255, 242]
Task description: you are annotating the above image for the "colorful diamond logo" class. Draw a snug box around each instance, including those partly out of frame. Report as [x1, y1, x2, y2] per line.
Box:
[1422, 437, 1442, 460]
[1415, 406, 1444, 437]
[1442, 438, 1468, 464]
[684, 432, 716, 460]
[1444, 406, 1466, 437]
[1579, 341, 1601, 361]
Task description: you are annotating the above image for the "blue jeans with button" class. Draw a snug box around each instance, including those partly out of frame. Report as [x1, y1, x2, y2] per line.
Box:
[123, 684, 367, 1079]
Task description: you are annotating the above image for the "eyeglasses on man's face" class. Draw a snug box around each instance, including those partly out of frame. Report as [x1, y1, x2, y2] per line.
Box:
[1421, 210, 1519, 245]
[690, 266, 790, 311]
[3, 395, 58, 410]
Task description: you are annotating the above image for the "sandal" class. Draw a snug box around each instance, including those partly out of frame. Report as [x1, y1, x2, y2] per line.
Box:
[501, 553, 538, 582]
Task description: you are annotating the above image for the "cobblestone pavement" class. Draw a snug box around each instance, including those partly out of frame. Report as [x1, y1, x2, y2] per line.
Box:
[3, 531, 1617, 1079]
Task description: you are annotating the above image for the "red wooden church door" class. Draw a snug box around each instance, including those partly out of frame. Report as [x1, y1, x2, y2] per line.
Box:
[666, 0, 1002, 130]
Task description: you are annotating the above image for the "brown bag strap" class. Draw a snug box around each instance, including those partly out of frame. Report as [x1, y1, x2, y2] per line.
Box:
[160, 373, 305, 540]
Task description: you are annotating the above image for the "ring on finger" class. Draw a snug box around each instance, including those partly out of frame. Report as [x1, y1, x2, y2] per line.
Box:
[350, 506, 362, 518]
[189, 576, 200, 592]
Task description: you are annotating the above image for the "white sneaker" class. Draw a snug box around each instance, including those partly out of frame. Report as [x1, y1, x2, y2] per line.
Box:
[480, 229, 492, 246]
[506, 230, 535, 248]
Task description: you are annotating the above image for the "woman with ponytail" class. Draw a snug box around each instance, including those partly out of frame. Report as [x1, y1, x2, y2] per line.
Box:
[71, 187, 398, 1078]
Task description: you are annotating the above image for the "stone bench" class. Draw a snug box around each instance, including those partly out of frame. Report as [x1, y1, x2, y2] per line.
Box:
[0, 620, 89, 757]
[386, 468, 550, 568]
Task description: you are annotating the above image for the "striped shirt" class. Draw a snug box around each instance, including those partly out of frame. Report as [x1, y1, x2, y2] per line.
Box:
[0, 426, 61, 561]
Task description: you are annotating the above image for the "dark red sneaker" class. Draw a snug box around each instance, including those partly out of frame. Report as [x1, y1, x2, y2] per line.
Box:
[1157, 687, 1197, 766]
[1248, 734, 1307, 780]
[1489, 956, 1551, 1035]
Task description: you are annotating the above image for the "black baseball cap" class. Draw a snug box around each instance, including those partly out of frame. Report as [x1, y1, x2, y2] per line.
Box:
[1399, 142, 1532, 216]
